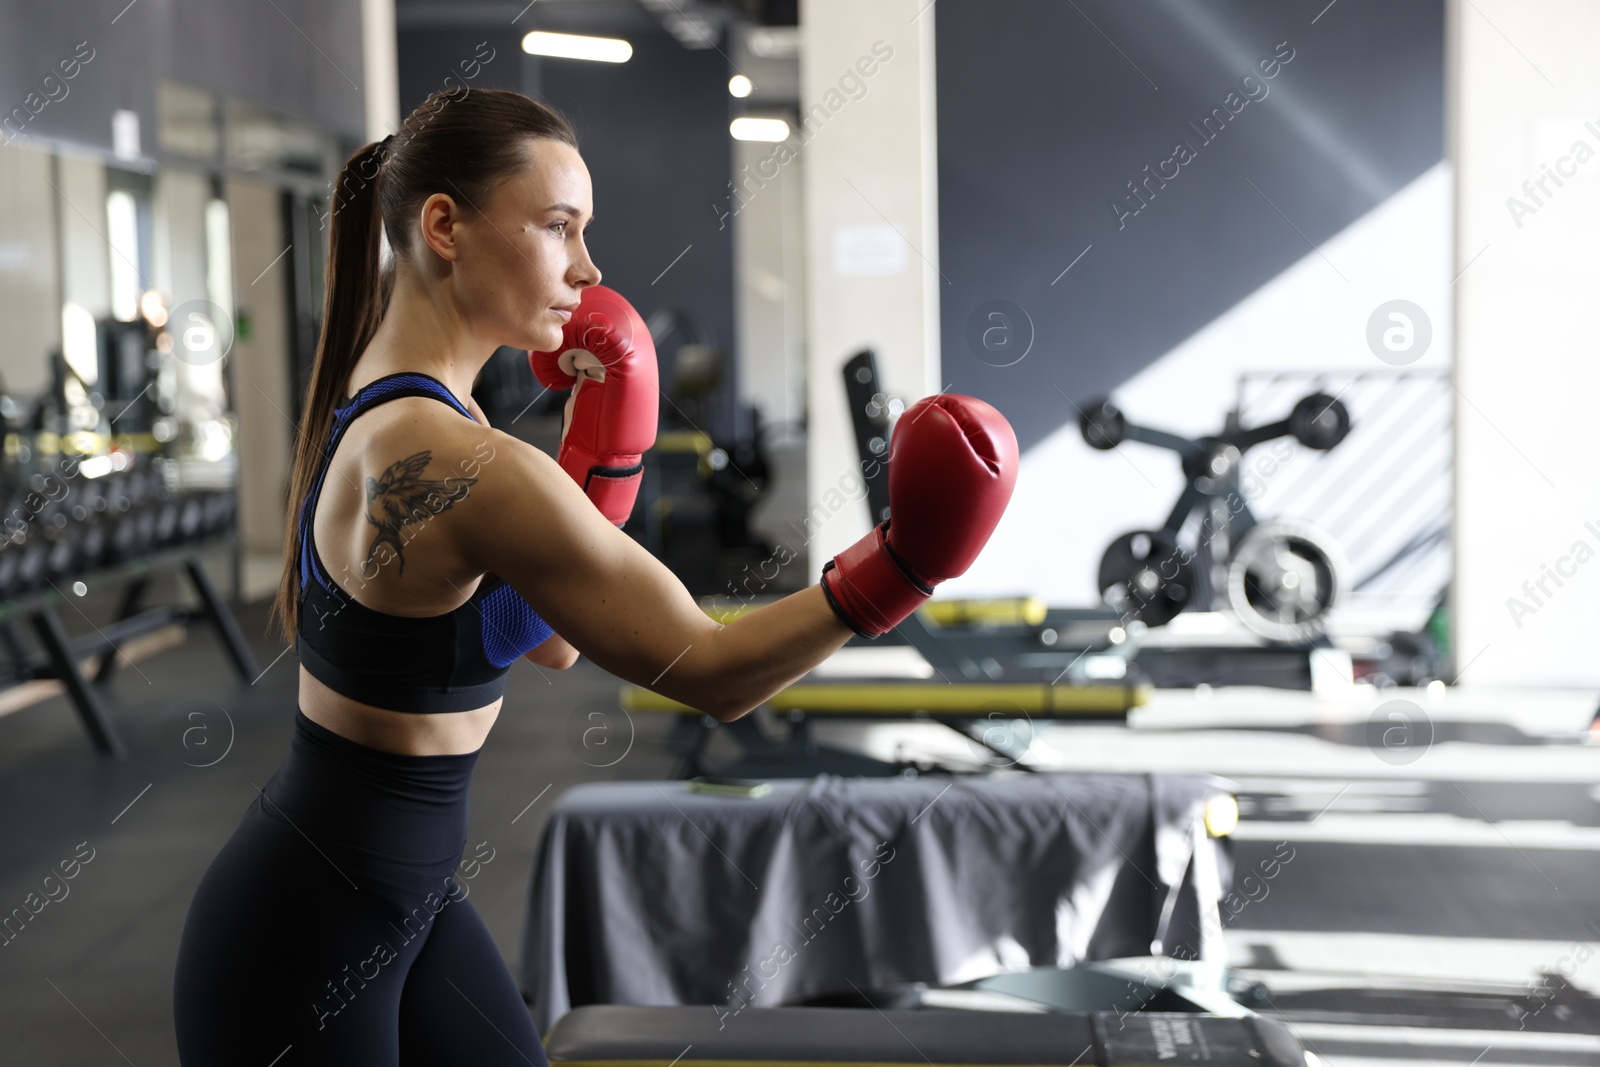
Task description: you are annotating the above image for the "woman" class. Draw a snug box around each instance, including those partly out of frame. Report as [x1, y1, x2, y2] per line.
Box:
[173, 87, 1016, 1065]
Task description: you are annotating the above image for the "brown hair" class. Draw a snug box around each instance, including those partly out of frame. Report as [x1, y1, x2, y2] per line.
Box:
[272, 87, 578, 641]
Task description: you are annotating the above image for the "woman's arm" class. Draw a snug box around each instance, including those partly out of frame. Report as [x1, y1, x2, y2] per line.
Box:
[447, 424, 853, 722]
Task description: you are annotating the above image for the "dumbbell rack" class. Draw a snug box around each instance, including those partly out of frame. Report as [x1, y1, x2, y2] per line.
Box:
[0, 539, 258, 758]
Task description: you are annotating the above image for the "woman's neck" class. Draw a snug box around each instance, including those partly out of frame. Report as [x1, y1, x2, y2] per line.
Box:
[353, 269, 493, 403]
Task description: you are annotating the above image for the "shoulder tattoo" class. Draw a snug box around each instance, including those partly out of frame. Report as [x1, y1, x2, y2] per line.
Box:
[363, 450, 477, 574]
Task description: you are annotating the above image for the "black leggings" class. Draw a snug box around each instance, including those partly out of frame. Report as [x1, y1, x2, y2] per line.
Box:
[174, 709, 547, 1066]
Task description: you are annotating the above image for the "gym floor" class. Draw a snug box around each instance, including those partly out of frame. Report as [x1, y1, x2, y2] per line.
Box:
[0, 597, 1595, 1062]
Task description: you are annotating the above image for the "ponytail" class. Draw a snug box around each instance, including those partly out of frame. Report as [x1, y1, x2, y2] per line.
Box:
[270, 140, 388, 641]
[270, 90, 577, 644]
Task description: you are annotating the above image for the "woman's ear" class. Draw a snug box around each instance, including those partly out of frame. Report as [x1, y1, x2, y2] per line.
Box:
[417, 192, 462, 261]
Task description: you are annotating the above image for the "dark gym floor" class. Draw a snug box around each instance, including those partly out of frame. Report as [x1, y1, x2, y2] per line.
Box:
[0, 590, 680, 1063]
[0, 579, 1597, 1063]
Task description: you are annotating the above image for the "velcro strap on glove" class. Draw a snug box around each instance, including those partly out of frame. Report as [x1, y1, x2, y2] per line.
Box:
[581, 463, 645, 527]
[820, 522, 934, 638]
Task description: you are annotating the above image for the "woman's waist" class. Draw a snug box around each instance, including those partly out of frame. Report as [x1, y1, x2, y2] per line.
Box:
[298, 669, 501, 753]
[259, 707, 482, 863]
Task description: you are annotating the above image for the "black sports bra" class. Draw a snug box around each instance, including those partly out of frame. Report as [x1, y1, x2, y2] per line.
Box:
[295, 373, 553, 713]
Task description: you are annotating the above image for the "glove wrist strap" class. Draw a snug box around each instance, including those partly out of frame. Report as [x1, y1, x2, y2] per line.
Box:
[820, 522, 934, 638]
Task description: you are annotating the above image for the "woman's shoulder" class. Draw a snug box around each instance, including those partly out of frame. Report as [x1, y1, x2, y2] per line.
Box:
[342, 390, 487, 450]
[340, 393, 548, 493]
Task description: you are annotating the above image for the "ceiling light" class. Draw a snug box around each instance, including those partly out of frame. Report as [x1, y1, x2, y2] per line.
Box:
[522, 31, 633, 63]
[746, 27, 800, 59]
[730, 117, 790, 142]
[728, 75, 753, 98]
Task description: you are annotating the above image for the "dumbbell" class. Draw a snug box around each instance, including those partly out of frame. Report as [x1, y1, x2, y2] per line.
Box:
[104, 471, 135, 516]
[106, 509, 141, 564]
[1, 492, 46, 594]
[76, 474, 107, 515]
[177, 493, 204, 544]
[124, 468, 153, 506]
[215, 490, 237, 534]
[199, 492, 229, 536]
[76, 515, 108, 574]
[0, 542, 18, 601]
[154, 492, 181, 547]
[133, 503, 159, 554]
[67, 489, 112, 575]
[14, 527, 49, 594]
[41, 507, 77, 581]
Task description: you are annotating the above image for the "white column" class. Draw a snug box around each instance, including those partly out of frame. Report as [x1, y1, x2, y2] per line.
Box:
[361, 0, 401, 140]
[1451, 0, 1600, 687]
[799, 0, 940, 572]
[58, 154, 111, 322]
[732, 135, 806, 444]
[0, 143, 61, 396]
[229, 177, 295, 599]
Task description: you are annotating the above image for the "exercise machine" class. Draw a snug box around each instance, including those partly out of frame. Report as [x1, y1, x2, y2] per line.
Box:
[1081, 391, 1351, 643]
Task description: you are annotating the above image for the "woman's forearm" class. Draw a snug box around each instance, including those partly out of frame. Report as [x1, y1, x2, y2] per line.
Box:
[653, 585, 854, 721]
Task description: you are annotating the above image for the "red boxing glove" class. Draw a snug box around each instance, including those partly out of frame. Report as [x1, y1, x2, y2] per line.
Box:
[821, 395, 1018, 637]
[530, 285, 659, 525]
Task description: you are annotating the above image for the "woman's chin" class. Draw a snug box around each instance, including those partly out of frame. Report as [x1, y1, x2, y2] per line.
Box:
[527, 323, 564, 353]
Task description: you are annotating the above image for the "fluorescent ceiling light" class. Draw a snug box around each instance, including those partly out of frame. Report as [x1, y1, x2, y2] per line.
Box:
[730, 117, 790, 142]
[728, 75, 753, 98]
[522, 31, 632, 63]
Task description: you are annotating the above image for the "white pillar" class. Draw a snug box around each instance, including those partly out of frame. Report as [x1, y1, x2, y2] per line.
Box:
[229, 177, 296, 599]
[361, 0, 401, 140]
[732, 135, 806, 444]
[0, 144, 61, 397]
[1451, 0, 1600, 687]
[799, 0, 940, 572]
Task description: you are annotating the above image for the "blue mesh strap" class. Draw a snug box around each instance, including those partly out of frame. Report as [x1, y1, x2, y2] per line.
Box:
[476, 580, 554, 669]
[339, 373, 473, 421]
[298, 373, 475, 593]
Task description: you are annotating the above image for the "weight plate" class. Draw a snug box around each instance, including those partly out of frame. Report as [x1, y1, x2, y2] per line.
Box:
[1225, 519, 1345, 643]
[1080, 398, 1126, 451]
[1097, 529, 1193, 628]
[1289, 393, 1351, 451]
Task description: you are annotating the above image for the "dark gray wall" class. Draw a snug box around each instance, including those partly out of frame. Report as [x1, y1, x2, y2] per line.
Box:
[539, 30, 736, 428]
[398, 9, 738, 438]
[0, 0, 366, 156]
[936, 0, 1444, 452]
[398, 26, 533, 116]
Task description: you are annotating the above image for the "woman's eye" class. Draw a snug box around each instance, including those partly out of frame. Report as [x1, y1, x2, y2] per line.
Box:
[549, 221, 567, 236]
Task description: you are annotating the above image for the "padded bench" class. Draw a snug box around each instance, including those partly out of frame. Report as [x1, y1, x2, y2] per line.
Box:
[543, 1005, 1306, 1066]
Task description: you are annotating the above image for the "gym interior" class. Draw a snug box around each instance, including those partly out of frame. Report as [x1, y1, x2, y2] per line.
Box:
[1, 0, 1597, 1063]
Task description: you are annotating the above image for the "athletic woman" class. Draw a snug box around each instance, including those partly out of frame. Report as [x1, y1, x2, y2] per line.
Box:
[172, 87, 1017, 1065]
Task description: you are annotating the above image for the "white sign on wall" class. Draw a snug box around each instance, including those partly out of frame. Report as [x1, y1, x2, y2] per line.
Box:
[831, 223, 907, 275]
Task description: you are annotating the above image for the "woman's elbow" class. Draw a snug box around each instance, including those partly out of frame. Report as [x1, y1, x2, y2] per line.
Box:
[525, 643, 580, 670]
[688, 690, 758, 723]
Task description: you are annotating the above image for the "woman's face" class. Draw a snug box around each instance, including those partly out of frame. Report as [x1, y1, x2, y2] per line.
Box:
[433, 137, 601, 354]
